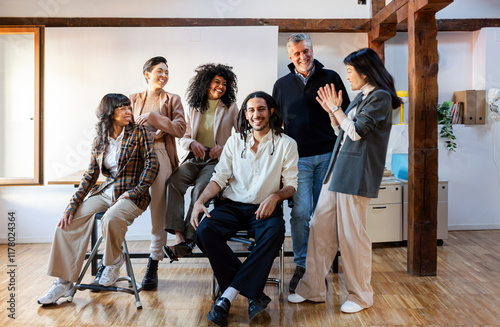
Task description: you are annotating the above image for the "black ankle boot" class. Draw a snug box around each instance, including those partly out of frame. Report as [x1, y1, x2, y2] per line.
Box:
[141, 257, 159, 290]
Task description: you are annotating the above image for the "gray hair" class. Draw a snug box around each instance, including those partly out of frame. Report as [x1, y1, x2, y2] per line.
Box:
[286, 33, 312, 54]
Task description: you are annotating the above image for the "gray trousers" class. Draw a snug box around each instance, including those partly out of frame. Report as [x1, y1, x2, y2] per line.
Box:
[165, 154, 217, 242]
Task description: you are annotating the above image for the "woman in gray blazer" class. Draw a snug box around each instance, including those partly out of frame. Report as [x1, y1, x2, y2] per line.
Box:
[288, 48, 402, 314]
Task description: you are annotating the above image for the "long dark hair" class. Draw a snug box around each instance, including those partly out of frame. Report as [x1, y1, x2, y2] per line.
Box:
[186, 63, 237, 112]
[95, 93, 131, 151]
[236, 91, 284, 141]
[344, 48, 402, 109]
[143, 56, 168, 84]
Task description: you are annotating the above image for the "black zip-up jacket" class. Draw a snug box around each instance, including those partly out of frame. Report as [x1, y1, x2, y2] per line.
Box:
[273, 59, 350, 158]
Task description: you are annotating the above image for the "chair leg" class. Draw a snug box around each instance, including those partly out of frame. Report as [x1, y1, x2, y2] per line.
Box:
[90, 216, 99, 276]
[122, 240, 142, 309]
[68, 236, 103, 302]
[279, 243, 284, 301]
[70, 236, 142, 309]
[211, 273, 220, 300]
[332, 250, 340, 274]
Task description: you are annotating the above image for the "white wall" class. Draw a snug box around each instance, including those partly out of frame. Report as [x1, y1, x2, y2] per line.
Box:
[384, 29, 500, 230]
[0, 0, 370, 19]
[436, 0, 500, 19]
[0, 26, 278, 243]
[2, 0, 499, 19]
[2, 1, 500, 243]
[43, 26, 278, 181]
[385, 0, 500, 19]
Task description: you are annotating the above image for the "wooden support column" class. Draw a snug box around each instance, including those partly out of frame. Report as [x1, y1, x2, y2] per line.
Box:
[406, 0, 440, 276]
[369, 23, 396, 61]
[369, 0, 389, 61]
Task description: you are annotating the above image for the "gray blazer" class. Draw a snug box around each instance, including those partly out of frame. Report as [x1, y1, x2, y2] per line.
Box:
[326, 89, 393, 198]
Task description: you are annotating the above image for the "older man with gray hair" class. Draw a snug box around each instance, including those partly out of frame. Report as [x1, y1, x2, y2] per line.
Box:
[272, 33, 350, 292]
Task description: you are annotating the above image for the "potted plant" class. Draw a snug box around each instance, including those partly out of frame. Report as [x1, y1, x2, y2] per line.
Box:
[437, 102, 457, 152]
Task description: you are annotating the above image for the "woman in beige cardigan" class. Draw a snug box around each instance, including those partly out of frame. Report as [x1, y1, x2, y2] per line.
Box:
[129, 56, 186, 290]
[162, 63, 238, 264]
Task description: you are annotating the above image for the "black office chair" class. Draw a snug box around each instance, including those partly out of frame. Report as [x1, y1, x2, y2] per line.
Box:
[209, 196, 292, 301]
[211, 231, 285, 301]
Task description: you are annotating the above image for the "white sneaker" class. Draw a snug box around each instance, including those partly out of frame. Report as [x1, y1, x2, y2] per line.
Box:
[340, 300, 364, 313]
[99, 253, 125, 287]
[287, 293, 307, 303]
[37, 280, 74, 305]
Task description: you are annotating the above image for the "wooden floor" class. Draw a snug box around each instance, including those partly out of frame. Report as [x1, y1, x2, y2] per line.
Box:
[1, 230, 500, 326]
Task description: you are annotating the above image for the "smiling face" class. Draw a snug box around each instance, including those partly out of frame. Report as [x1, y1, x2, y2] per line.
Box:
[346, 64, 367, 91]
[145, 62, 169, 90]
[287, 40, 314, 76]
[245, 97, 273, 134]
[112, 105, 133, 128]
[207, 75, 227, 100]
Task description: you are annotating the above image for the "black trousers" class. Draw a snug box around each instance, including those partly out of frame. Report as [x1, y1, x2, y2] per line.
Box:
[195, 199, 285, 300]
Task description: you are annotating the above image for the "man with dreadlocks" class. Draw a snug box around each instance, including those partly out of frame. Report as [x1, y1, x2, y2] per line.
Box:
[190, 91, 298, 326]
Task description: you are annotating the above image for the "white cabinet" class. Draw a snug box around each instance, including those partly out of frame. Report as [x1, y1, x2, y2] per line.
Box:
[402, 181, 448, 241]
[366, 181, 403, 243]
[366, 179, 448, 243]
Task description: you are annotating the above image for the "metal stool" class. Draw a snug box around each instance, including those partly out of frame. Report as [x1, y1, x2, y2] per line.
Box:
[67, 212, 143, 309]
[211, 231, 285, 301]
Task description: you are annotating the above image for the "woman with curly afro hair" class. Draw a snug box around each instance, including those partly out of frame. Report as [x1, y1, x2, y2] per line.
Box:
[162, 63, 239, 263]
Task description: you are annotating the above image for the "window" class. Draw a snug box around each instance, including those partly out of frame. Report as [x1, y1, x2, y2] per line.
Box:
[0, 26, 44, 186]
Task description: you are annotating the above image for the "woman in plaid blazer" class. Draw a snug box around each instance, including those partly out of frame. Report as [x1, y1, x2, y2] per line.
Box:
[38, 93, 159, 305]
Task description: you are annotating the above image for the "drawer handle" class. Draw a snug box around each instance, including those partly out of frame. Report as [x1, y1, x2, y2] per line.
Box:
[379, 187, 386, 190]
[372, 206, 387, 210]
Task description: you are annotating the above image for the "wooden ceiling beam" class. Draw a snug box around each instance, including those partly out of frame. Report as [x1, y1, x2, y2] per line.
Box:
[0, 17, 371, 33]
[372, 0, 408, 26]
[398, 18, 500, 31]
[369, 23, 397, 42]
[372, 0, 386, 17]
[372, 0, 453, 31]
[414, 0, 454, 13]
[397, 3, 409, 24]
[2, 16, 497, 33]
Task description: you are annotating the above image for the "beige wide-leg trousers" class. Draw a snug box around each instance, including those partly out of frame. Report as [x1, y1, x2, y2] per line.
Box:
[295, 177, 373, 308]
[47, 193, 143, 282]
[149, 141, 172, 261]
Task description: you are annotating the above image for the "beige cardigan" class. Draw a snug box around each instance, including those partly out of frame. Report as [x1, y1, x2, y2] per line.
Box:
[178, 101, 238, 163]
[130, 89, 186, 170]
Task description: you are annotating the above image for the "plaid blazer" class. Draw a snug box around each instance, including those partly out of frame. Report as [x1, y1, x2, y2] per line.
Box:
[65, 123, 159, 215]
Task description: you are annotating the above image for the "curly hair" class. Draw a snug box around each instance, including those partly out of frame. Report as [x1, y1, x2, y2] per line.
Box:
[185, 63, 237, 112]
[236, 91, 284, 141]
[95, 93, 131, 151]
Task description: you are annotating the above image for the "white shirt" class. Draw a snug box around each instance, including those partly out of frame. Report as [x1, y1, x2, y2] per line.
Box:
[211, 130, 298, 204]
[102, 128, 124, 197]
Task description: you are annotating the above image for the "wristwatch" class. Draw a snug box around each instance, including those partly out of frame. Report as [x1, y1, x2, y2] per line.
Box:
[329, 106, 340, 117]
